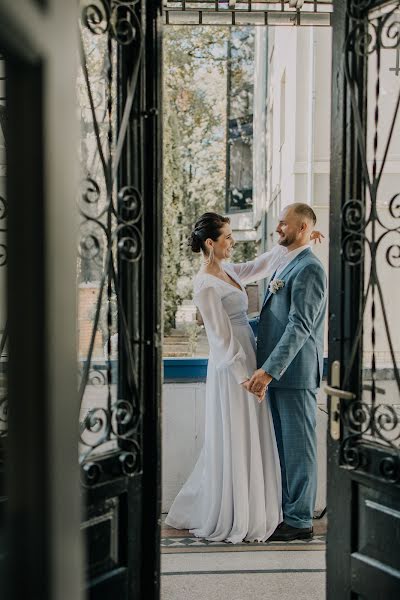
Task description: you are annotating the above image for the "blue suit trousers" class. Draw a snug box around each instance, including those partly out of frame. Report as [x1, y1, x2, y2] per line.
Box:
[268, 388, 318, 528]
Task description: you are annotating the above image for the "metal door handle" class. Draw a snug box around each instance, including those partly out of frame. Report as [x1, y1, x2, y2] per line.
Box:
[325, 384, 343, 441]
[325, 385, 356, 441]
[324, 385, 356, 400]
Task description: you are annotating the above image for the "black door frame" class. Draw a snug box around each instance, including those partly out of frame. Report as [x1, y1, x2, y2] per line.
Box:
[328, 0, 400, 597]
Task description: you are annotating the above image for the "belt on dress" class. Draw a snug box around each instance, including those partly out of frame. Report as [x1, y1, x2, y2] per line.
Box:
[230, 313, 250, 326]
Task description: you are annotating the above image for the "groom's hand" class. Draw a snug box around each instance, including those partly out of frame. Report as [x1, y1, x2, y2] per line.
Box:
[242, 379, 265, 402]
[248, 369, 273, 395]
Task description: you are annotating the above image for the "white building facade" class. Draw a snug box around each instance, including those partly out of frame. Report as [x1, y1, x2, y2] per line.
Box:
[253, 26, 331, 289]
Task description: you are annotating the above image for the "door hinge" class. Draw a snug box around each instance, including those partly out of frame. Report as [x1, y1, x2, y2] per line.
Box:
[324, 360, 356, 441]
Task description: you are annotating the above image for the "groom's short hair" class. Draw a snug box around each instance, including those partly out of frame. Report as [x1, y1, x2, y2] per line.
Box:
[290, 203, 317, 226]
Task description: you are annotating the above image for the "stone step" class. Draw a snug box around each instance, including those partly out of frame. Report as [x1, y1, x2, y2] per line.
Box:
[167, 329, 191, 336]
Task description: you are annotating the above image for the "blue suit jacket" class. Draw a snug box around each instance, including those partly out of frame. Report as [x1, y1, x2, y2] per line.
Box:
[254, 247, 327, 389]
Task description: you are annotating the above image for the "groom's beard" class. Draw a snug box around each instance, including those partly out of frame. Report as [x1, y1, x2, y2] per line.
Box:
[278, 232, 297, 247]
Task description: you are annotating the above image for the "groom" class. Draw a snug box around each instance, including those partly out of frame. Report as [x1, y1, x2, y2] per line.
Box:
[247, 202, 327, 542]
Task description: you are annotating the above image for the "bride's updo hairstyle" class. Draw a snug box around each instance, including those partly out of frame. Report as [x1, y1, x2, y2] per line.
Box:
[188, 212, 230, 254]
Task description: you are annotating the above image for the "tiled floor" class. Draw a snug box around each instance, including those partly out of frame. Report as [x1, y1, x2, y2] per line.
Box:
[161, 516, 327, 600]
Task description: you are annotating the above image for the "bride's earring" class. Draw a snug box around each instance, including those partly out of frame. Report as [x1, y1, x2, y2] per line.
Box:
[203, 246, 214, 266]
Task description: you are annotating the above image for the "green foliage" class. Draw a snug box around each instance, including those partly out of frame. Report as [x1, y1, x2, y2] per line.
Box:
[163, 108, 186, 334]
[230, 241, 257, 264]
[163, 26, 228, 332]
[162, 27, 255, 332]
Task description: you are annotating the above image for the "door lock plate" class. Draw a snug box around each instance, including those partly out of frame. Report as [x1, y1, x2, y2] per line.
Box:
[328, 360, 341, 441]
[325, 361, 355, 441]
[330, 396, 341, 441]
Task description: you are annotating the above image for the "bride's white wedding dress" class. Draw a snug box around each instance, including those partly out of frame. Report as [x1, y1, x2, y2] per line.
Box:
[165, 246, 285, 543]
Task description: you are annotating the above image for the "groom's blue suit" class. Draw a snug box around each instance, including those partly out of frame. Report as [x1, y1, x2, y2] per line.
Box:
[254, 246, 327, 528]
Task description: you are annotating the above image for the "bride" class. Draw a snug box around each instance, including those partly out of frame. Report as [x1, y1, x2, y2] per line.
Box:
[165, 212, 321, 543]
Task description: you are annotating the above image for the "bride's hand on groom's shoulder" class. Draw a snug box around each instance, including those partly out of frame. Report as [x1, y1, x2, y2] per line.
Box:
[310, 230, 325, 244]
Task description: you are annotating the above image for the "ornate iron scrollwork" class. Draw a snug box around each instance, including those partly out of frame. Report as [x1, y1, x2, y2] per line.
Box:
[82, 0, 141, 44]
[379, 455, 400, 483]
[78, 0, 144, 483]
[339, 0, 400, 473]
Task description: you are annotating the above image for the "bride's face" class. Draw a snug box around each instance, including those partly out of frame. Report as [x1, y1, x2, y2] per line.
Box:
[207, 223, 235, 261]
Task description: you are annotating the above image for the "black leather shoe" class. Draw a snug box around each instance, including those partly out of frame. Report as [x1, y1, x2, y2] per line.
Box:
[268, 523, 313, 542]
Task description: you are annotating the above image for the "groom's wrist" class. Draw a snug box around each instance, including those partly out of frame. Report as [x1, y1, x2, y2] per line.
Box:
[261, 360, 281, 381]
[262, 370, 273, 385]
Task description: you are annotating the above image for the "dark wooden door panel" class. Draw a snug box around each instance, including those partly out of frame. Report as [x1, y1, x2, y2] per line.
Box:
[356, 485, 400, 574]
[351, 554, 400, 600]
[88, 568, 128, 598]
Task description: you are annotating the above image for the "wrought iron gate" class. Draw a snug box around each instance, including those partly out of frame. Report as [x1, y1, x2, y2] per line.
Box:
[327, 0, 400, 597]
[78, 1, 162, 597]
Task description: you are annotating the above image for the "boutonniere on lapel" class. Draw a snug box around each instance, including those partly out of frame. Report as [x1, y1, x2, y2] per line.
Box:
[268, 279, 285, 295]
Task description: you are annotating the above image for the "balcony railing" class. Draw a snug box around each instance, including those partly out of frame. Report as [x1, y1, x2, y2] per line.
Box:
[163, 1, 333, 26]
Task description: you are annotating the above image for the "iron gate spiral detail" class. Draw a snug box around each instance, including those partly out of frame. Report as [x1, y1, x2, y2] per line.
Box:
[339, 0, 400, 481]
[78, 0, 145, 484]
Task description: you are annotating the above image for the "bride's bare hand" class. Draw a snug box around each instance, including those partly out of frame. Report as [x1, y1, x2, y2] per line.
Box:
[310, 230, 325, 244]
[255, 386, 267, 403]
[243, 380, 266, 402]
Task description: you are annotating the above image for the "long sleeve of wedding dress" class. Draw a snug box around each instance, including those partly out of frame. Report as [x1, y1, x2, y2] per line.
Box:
[194, 284, 250, 385]
[229, 244, 286, 285]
